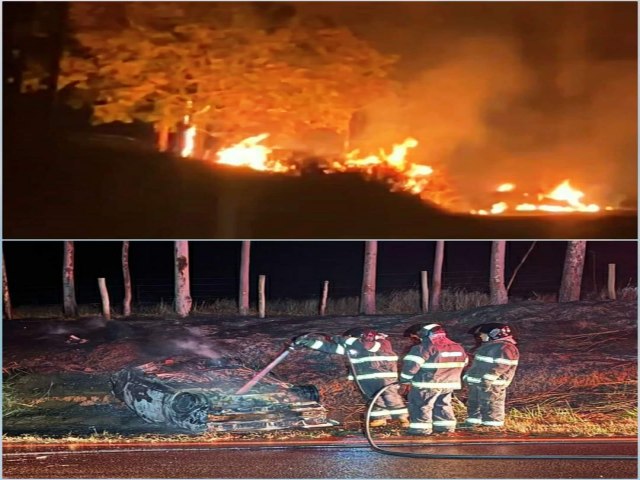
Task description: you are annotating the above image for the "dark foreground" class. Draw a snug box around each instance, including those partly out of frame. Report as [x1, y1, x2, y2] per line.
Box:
[3, 439, 637, 479]
[4, 133, 636, 239]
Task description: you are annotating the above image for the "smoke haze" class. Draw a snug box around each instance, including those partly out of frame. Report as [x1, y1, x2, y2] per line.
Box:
[295, 2, 637, 208]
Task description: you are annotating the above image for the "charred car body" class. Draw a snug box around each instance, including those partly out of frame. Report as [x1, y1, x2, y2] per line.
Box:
[111, 357, 338, 433]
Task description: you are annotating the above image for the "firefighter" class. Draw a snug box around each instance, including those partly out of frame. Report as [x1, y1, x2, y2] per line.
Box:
[462, 323, 519, 430]
[294, 327, 409, 427]
[400, 323, 468, 435]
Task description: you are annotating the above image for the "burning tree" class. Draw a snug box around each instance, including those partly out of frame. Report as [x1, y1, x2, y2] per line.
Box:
[57, 2, 396, 154]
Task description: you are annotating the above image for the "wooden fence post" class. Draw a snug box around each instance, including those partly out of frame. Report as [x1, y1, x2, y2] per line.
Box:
[320, 280, 329, 316]
[122, 241, 132, 317]
[98, 277, 111, 320]
[258, 275, 266, 319]
[421, 271, 429, 313]
[608, 264, 616, 300]
[2, 254, 12, 321]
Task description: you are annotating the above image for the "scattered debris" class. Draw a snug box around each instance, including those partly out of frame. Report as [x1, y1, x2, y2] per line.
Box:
[66, 335, 88, 344]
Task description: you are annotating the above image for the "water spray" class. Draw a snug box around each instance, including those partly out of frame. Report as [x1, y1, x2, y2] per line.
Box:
[235, 342, 296, 395]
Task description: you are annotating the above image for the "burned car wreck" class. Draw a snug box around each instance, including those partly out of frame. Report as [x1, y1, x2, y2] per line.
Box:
[111, 356, 338, 434]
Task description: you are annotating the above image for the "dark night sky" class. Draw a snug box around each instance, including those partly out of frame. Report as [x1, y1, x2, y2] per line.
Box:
[2, 241, 636, 307]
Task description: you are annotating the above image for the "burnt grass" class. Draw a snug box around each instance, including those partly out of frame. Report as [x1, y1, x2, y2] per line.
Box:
[2, 300, 637, 439]
[4, 131, 636, 239]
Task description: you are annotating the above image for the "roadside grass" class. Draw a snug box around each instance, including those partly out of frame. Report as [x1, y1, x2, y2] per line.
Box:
[9, 285, 637, 320]
[10, 288, 502, 319]
[3, 402, 636, 444]
[2, 378, 40, 418]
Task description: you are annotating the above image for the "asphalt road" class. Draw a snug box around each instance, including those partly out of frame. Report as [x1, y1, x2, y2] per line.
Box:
[3, 439, 636, 479]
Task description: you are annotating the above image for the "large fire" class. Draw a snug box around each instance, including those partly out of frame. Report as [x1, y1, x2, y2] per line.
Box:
[471, 180, 603, 215]
[181, 128, 614, 215]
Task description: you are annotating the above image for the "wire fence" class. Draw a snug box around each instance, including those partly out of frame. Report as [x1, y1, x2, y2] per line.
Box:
[10, 268, 578, 307]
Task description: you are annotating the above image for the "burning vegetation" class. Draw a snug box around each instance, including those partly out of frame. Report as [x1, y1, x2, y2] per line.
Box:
[15, 2, 634, 219]
[180, 131, 619, 216]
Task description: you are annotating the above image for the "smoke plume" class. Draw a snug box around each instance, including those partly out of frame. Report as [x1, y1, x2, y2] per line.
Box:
[302, 2, 637, 210]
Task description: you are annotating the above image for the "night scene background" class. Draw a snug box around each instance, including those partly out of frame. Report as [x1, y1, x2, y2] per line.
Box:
[3, 240, 636, 310]
[3, 1, 637, 239]
[2, 240, 638, 472]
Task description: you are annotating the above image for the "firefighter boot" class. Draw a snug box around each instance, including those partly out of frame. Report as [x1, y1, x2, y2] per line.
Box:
[398, 416, 411, 428]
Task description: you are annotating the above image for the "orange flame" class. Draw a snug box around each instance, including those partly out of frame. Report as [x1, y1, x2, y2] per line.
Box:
[472, 179, 602, 215]
[327, 137, 437, 197]
[181, 125, 197, 158]
[180, 113, 196, 158]
[205, 133, 611, 215]
[215, 134, 292, 172]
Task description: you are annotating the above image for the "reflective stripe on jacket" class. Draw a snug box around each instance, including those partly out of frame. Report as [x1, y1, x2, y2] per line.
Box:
[463, 337, 519, 387]
[400, 336, 468, 389]
[308, 336, 399, 384]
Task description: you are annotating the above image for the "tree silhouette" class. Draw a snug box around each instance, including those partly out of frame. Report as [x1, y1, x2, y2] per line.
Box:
[57, 2, 396, 150]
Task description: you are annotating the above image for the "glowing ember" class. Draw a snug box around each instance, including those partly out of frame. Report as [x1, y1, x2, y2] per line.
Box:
[215, 134, 292, 172]
[497, 183, 515, 192]
[490, 202, 508, 214]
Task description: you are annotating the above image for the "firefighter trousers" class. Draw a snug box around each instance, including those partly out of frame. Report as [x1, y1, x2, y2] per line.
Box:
[361, 381, 408, 420]
[407, 388, 457, 433]
[465, 384, 507, 427]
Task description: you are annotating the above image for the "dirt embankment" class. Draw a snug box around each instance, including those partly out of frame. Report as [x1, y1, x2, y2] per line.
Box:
[3, 300, 636, 436]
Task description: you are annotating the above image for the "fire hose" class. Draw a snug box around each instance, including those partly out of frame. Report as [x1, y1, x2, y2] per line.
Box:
[234, 334, 633, 460]
[235, 343, 296, 395]
[364, 382, 636, 460]
[235, 332, 367, 397]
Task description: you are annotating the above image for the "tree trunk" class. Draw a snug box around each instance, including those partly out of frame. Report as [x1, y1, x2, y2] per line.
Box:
[607, 264, 616, 300]
[122, 241, 132, 317]
[258, 275, 266, 319]
[489, 241, 508, 305]
[156, 124, 169, 152]
[2, 253, 12, 321]
[239, 241, 251, 315]
[506, 241, 537, 291]
[174, 241, 192, 317]
[320, 280, 329, 316]
[98, 278, 111, 320]
[62, 241, 78, 317]
[430, 241, 444, 311]
[420, 270, 429, 313]
[559, 241, 587, 302]
[360, 241, 378, 315]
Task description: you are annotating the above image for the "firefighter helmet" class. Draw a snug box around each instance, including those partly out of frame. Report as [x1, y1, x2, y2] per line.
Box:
[343, 327, 377, 342]
[404, 323, 446, 339]
[468, 323, 513, 341]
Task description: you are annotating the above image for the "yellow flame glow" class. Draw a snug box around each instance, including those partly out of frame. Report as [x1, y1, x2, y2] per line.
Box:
[215, 134, 291, 172]
[180, 125, 197, 158]
[497, 183, 515, 192]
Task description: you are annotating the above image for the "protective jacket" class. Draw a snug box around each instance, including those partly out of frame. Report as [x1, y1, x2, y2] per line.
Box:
[305, 335, 407, 420]
[306, 336, 399, 385]
[463, 337, 519, 388]
[401, 336, 468, 389]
